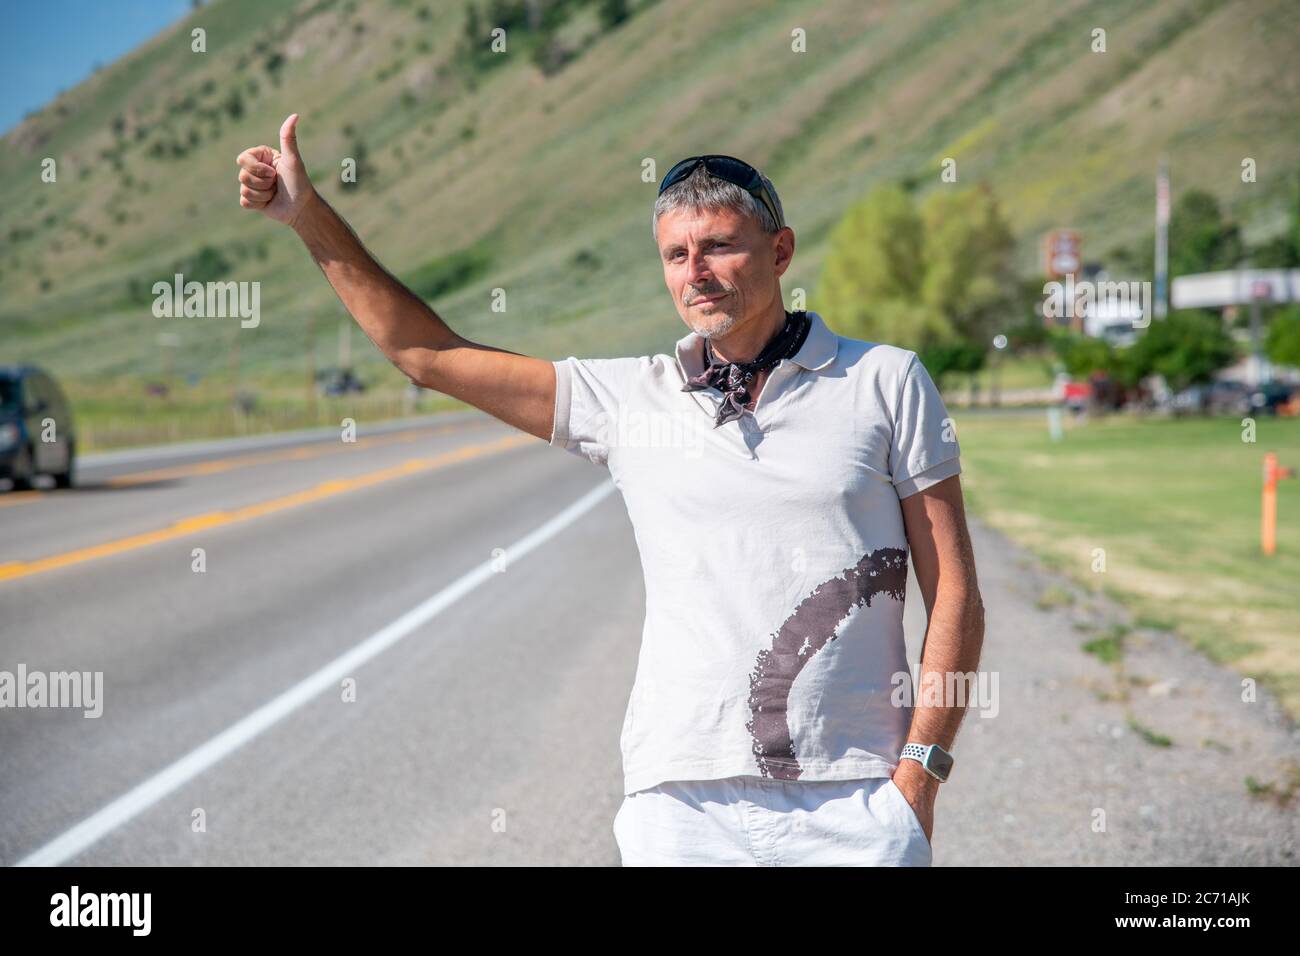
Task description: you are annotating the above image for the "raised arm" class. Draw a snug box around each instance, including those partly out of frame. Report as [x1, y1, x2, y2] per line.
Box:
[236, 114, 556, 441]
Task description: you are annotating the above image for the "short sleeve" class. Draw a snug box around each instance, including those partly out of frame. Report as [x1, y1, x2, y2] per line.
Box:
[550, 356, 647, 468]
[888, 353, 961, 499]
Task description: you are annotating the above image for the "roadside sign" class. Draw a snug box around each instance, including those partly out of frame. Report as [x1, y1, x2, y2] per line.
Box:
[1044, 229, 1081, 278]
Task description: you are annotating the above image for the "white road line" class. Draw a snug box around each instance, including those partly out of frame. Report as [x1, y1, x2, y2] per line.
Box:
[81, 412, 486, 466]
[15, 479, 618, 867]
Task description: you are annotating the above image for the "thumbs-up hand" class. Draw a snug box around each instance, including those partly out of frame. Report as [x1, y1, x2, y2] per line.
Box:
[236, 114, 316, 228]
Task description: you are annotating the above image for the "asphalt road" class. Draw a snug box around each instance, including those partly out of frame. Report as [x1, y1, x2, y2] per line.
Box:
[1, 412, 1294, 865]
[2, 414, 641, 865]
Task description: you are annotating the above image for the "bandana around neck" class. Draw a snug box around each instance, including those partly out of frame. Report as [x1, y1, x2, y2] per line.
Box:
[681, 310, 812, 427]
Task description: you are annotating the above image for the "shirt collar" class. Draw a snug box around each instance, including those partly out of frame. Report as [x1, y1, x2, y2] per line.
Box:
[674, 309, 838, 379]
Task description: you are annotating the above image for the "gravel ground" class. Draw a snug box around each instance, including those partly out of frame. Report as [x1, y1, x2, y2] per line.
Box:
[920, 517, 1299, 866]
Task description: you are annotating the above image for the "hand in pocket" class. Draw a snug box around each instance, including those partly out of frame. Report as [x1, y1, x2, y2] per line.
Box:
[888, 776, 934, 846]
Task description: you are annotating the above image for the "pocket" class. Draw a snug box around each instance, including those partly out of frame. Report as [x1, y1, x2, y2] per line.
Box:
[885, 778, 930, 847]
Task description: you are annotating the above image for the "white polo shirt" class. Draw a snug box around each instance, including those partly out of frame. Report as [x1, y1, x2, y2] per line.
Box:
[550, 310, 961, 795]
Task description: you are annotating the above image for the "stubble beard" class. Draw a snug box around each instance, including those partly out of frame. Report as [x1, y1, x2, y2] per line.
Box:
[693, 313, 741, 339]
[686, 297, 743, 339]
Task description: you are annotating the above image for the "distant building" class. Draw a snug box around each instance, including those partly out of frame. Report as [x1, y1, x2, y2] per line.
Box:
[1039, 262, 1144, 347]
[1173, 269, 1300, 386]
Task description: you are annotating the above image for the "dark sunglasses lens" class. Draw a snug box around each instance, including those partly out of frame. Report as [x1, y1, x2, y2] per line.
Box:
[708, 157, 779, 225]
[658, 157, 701, 194]
[704, 157, 760, 189]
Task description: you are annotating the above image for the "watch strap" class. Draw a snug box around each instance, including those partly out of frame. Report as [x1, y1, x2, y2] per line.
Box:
[900, 742, 952, 781]
[900, 742, 932, 765]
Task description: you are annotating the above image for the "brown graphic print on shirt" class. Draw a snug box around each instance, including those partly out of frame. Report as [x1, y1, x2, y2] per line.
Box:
[745, 547, 908, 779]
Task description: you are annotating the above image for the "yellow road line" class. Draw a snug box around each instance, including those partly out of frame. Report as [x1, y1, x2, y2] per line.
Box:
[0, 490, 45, 509]
[0, 432, 534, 583]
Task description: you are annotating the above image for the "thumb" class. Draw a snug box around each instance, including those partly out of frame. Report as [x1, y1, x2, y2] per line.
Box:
[278, 113, 301, 161]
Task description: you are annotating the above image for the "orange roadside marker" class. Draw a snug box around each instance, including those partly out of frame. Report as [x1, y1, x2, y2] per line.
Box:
[1262, 452, 1296, 556]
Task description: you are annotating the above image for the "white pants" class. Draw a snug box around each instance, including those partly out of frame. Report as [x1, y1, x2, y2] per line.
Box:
[613, 774, 932, 866]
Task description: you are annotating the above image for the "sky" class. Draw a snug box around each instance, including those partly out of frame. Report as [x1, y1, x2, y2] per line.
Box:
[0, 0, 192, 135]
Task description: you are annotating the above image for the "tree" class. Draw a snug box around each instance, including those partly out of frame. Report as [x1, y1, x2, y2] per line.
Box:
[1106, 186, 1249, 279]
[1169, 189, 1243, 277]
[1250, 235, 1298, 269]
[224, 88, 244, 120]
[817, 183, 939, 348]
[1127, 310, 1237, 391]
[339, 139, 376, 193]
[599, 0, 630, 29]
[816, 181, 1019, 385]
[818, 183, 924, 320]
[918, 183, 1018, 354]
[1105, 239, 1152, 278]
[918, 340, 985, 383]
[464, 1, 482, 47]
[1266, 306, 1300, 368]
[1252, 161, 1300, 267]
[1048, 329, 1130, 384]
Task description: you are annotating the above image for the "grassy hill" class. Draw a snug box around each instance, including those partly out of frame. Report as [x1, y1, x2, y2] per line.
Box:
[2, 0, 1297, 446]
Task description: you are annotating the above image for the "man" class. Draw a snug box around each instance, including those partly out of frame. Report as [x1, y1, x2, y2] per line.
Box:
[237, 116, 986, 866]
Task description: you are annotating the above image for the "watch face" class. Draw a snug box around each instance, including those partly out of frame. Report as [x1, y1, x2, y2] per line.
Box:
[927, 748, 954, 780]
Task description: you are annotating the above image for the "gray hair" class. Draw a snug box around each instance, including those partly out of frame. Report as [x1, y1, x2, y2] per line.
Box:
[652, 163, 785, 242]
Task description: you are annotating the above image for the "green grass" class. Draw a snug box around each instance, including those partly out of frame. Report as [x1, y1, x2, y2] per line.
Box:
[66, 365, 468, 452]
[1082, 625, 1127, 665]
[402, 241, 494, 302]
[1035, 584, 1076, 610]
[1128, 718, 1174, 748]
[971, 352, 1057, 392]
[956, 409, 1300, 719]
[1245, 765, 1300, 806]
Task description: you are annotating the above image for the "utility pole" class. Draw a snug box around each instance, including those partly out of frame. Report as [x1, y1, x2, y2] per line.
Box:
[1154, 157, 1169, 321]
[1249, 278, 1271, 387]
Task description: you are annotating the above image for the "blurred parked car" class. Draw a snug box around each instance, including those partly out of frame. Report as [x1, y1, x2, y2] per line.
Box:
[315, 366, 367, 397]
[1249, 381, 1297, 416]
[1169, 383, 1212, 415]
[1058, 379, 1091, 414]
[1169, 380, 1296, 416]
[0, 365, 77, 490]
[1207, 380, 1252, 416]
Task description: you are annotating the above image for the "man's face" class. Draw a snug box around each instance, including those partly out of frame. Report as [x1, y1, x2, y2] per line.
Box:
[657, 205, 793, 339]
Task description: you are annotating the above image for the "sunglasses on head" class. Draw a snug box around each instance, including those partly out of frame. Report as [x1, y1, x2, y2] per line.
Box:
[657, 154, 785, 231]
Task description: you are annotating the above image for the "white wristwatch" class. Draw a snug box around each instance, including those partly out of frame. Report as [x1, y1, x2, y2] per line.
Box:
[900, 742, 954, 782]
